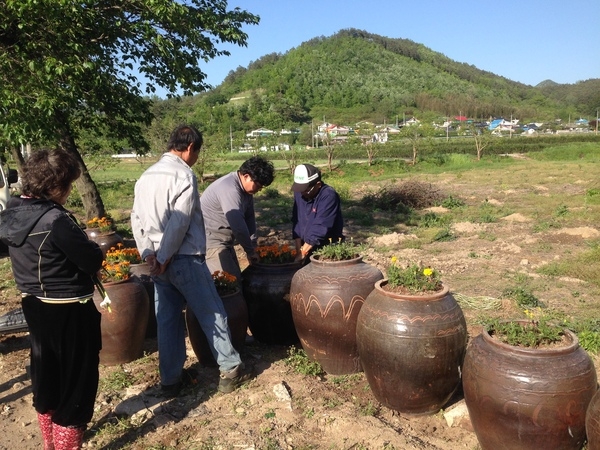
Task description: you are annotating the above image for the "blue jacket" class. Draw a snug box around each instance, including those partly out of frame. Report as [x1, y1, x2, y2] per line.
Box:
[292, 184, 344, 248]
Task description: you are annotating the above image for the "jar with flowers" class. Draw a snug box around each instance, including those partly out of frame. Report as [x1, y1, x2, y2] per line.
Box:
[92, 248, 149, 366]
[105, 244, 157, 339]
[463, 313, 597, 450]
[356, 259, 467, 415]
[186, 270, 248, 366]
[85, 216, 123, 256]
[242, 242, 302, 345]
[289, 239, 383, 375]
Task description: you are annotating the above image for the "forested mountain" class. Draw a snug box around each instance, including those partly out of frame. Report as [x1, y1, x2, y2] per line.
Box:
[149, 29, 597, 146]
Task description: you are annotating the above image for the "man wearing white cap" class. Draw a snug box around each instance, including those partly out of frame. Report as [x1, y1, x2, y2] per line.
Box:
[291, 164, 344, 261]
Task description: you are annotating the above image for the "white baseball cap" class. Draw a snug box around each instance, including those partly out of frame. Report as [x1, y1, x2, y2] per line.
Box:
[292, 164, 320, 192]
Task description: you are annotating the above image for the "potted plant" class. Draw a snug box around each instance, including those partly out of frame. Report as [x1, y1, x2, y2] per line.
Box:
[588, 388, 600, 450]
[104, 244, 157, 339]
[289, 239, 383, 375]
[85, 215, 123, 256]
[93, 250, 149, 366]
[186, 270, 248, 366]
[356, 259, 467, 415]
[242, 242, 303, 345]
[462, 314, 598, 450]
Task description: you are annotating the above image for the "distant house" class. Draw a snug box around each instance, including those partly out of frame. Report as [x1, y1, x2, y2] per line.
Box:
[246, 128, 275, 138]
[380, 125, 401, 134]
[405, 117, 420, 126]
[326, 125, 351, 136]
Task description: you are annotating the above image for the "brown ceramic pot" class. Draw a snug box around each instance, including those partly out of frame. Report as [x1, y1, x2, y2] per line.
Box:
[242, 261, 302, 345]
[93, 277, 149, 366]
[85, 229, 123, 256]
[462, 325, 597, 450]
[356, 280, 467, 415]
[129, 263, 157, 339]
[588, 389, 600, 450]
[185, 288, 248, 367]
[290, 255, 383, 375]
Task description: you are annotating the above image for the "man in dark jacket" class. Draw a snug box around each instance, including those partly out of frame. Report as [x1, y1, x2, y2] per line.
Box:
[291, 164, 344, 261]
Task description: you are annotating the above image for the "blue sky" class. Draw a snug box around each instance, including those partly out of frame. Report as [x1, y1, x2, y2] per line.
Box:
[152, 0, 599, 98]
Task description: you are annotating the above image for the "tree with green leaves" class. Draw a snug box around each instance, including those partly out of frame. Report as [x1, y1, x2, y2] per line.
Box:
[0, 0, 258, 219]
[399, 122, 434, 165]
[468, 124, 493, 161]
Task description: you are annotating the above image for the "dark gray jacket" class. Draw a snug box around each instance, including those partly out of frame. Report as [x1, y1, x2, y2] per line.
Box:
[0, 197, 103, 302]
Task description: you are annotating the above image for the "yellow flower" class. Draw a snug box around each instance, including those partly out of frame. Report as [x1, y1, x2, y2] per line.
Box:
[423, 268, 433, 277]
[391, 256, 398, 263]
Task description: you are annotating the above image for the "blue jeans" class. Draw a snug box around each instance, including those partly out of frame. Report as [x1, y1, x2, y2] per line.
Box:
[153, 255, 241, 385]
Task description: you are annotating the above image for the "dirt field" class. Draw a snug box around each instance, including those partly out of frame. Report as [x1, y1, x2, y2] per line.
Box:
[1, 157, 599, 449]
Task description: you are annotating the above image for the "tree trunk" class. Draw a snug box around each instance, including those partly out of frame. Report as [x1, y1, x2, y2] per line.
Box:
[9, 146, 25, 173]
[55, 110, 106, 220]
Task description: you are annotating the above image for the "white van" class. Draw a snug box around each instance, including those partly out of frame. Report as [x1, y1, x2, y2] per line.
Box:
[0, 164, 18, 211]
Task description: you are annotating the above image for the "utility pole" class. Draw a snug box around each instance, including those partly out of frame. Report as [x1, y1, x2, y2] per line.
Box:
[230, 125, 233, 153]
[596, 109, 598, 135]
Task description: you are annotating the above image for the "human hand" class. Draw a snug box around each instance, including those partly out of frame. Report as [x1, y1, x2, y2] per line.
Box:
[248, 252, 260, 265]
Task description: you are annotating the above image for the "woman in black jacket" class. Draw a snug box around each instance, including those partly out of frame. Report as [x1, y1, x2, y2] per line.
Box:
[0, 148, 104, 450]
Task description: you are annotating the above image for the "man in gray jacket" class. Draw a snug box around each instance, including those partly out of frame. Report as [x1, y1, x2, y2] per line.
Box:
[201, 155, 275, 280]
[131, 125, 252, 396]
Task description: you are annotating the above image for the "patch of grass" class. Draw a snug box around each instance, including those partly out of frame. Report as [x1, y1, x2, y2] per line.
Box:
[478, 232, 497, 241]
[99, 367, 141, 395]
[329, 373, 363, 389]
[432, 228, 455, 242]
[400, 238, 423, 249]
[323, 396, 343, 408]
[535, 240, 600, 287]
[576, 330, 600, 354]
[284, 346, 324, 377]
[419, 212, 451, 228]
[90, 416, 133, 440]
[585, 188, 600, 205]
[358, 400, 379, 416]
[502, 286, 540, 308]
[439, 195, 465, 209]
[554, 204, 569, 218]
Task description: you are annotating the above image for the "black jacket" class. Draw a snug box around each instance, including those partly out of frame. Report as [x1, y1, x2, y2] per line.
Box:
[0, 197, 103, 301]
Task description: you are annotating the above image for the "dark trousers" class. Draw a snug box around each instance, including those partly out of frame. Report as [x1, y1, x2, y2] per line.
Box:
[22, 295, 101, 427]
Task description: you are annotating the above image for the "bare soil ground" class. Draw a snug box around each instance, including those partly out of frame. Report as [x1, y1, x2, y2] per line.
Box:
[1, 158, 599, 449]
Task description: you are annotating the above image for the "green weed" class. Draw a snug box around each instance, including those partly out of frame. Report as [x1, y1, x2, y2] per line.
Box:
[502, 286, 539, 308]
[284, 346, 324, 377]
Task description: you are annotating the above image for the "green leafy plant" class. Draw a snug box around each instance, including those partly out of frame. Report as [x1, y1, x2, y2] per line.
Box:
[502, 286, 539, 308]
[312, 239, 364, 261]
[487, 319, 563, 348]
[385, 259, 442, 294]
[283, 346, 324, 377]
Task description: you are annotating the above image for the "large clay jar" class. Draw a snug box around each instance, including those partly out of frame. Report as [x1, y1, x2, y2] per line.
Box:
[242, 261, 302, 345]
[85, 229, 123, 256]
[462, 325, 597, 450]
[588, 389, 600, 450]
[290, 255, 383, 375]
[185, 289, 248, 367]
[93, 277, 149, 366]
[356, 280, 467, 415]
[129, 263, 157, 339]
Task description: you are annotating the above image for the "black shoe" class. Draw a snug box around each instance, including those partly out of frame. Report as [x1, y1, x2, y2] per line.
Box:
[160, 368, 198, 397]
[218, 364, 254, 393]
[160, 381, 182, 398]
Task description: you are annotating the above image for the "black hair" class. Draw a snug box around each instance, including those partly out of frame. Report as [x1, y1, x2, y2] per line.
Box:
[239, 156, 275, 187]
[167, 125, 203, 153]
